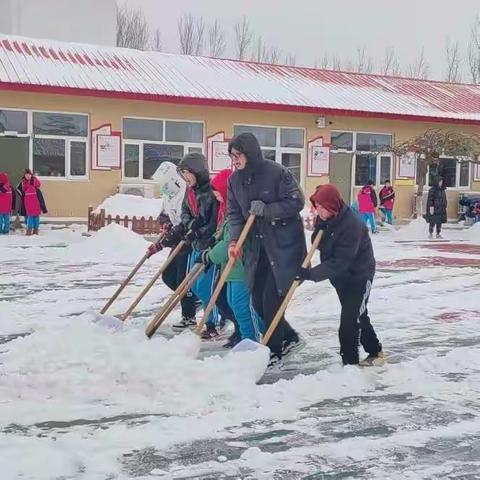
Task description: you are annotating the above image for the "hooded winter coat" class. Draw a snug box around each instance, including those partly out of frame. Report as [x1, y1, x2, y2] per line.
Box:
[0, 173, 15, 214]
[426, 176, 448, 224]
[357, 185, 378, 213]
[177, 153, 219, 251]
[20, 176, 42, 216]
[227, 133, 306, 296]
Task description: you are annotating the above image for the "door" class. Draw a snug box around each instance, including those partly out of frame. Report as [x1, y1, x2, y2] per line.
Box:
[0, 137, 29, 185]
[329, 152, 353, 204]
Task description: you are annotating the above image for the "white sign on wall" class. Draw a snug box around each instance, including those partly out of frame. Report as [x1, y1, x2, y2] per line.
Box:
[211, 141, 232, 172]
[97, 135, 121, 168]
[397, 152, 416, 179]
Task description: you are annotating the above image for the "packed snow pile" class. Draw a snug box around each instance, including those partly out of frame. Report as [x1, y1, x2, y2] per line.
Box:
[94, 193, 163, 218]
[65, 223, 149, 262]
[466, 221, 480, 241]
[394, 217, 428, 240]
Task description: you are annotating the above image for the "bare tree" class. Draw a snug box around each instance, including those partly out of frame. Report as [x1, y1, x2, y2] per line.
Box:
[116, 4, 150, 50]
[382, 47, 401, 76]
[284, 53, 297, 66]
[151, 28, 162, 52]
[331, 55, 342, 70]
[406, 47, 430, 79]
[467, 15, 480, 83]
[234, 16, 253, 60]
[178, 13, 205, 55]
[355, 47, 374, 73]
[268, 47, 281, 64]
[253, 36, 269, 62]
[444, 37, 462, 82]
[315, 53, 330, 69]
[208, 19, 226, 58]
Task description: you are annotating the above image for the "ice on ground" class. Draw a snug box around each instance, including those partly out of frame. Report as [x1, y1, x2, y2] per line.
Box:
[94, 193, 164, 218]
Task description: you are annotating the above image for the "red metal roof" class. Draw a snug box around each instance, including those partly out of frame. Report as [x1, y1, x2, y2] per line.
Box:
[1, 34, 480, 125]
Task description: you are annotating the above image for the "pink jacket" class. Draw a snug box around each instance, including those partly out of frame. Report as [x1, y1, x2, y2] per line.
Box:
[379, 186, 395, 210]
[357, 186, 377, 214]
[22, 177, 42, 216]
[0, 173, 13, 214]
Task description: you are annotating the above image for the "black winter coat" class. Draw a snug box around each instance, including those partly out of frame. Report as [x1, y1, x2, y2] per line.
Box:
[227, 133, 306, 296]
[309, 204, 376, 288]
[426, 177, 447, 224]
[177, 153, 218, 251]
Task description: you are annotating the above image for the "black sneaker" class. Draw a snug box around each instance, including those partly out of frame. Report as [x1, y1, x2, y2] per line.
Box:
[201, 324, 220, 340]
[172, 317, 196, 330]
[282, 335, 304, 357]
[222, 332, 241, 349]
[267, 352, 284, 370]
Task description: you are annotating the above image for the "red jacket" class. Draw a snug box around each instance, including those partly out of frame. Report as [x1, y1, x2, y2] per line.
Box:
[357, 186, 377, 213]
[379, 186, 395, 210]
[21, 176, 42, 216]
[0, 173, 13, 214]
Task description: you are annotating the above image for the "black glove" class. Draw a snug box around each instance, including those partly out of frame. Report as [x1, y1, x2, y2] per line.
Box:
[249, 200, 266, 217]
[188, 217, 202, 232]
[184, 229, 198, 245]
[295, 267, 311, 282]
[195, 249, 212, 269]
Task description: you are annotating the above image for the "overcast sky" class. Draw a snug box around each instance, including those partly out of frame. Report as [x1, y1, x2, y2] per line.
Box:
[122, 0, 479, 82]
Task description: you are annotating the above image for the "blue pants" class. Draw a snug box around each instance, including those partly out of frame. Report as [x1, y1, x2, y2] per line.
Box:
[226, 281, 264, 342]
[26, 216, 40, 230]
[188, 250, 218, 327]
[0, 214, 10, 234]
[362, 213, 377, 233]
[380, 207, 393, 225]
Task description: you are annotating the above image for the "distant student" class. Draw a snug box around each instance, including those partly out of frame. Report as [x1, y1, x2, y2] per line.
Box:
[17, 169, 47, 235]
[0, 172, 15, 234]
[357, 180, 378, 233]
[426, 176, 448, 239]
[379, 180, 395, 225]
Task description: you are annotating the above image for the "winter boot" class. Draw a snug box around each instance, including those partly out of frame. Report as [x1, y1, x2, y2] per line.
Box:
[172, 316, 196, 330]
[267, 352, 284, 370]
[33, 228, 39, 235]
[359, 351, 385, 367]
[436, 233, 443, 239]
[26, 228, 32, 236]
[222, 331, 241, 349]
[282, 334, 305, 358]
[428, 232, 433, 239]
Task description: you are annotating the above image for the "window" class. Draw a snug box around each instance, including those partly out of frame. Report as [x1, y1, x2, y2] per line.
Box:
[123, 118, 163, 141]
[427, 157, 471, 188]
[0, 110, 28, 134]
[233, 125, 305, 185]
[122, 117, 204, 180]
[32, 111, 88, 180]
[337, 131, 393, 186]
[33, 112, 88, 137]
[233, 125, 276, 148]
[331, 131, 353, 151]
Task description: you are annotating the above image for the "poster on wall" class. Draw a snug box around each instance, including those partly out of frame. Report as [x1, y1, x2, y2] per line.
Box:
[91, 124, 122, 170]
[207, 131, 232, 173]
[310, 146, 330, 176]
[211, 141, 231, 171]
[397, 152, 416, 179]
[307, 137, 328, 177]
[97, 135, 121, 168]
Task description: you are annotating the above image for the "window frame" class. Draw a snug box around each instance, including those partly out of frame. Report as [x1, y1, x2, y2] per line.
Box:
[122, 116, 205, 182]
[0, 107, 90, 181]
[418, 155, 472, 190]
[232, 123, 306, 187]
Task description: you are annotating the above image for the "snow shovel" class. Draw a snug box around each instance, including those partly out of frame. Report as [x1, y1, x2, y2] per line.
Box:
[145, 263, 205, 338]
[120, 240, 186, 322]
[195, 214, 256, 336]
[231, 230, 324, 355]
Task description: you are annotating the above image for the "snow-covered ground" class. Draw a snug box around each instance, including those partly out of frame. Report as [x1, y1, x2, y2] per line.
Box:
[1, 221, 480, 479]
[94, 194, 164, 218]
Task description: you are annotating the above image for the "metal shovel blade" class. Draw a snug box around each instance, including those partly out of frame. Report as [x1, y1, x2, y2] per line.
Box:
[231, 338, 269, 354]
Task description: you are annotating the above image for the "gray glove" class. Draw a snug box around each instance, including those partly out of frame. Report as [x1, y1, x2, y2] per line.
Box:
[250, 200, 266, 217]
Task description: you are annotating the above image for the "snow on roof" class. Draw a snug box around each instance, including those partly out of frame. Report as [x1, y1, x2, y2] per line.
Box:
[1, 34, 480, 124]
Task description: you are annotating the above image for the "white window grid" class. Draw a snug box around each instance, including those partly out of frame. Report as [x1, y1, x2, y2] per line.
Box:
[233, 124, 306, 186]
[418, 156, 472, 190]
[0, 107, 90, 181]
[122, 116, 205, 182]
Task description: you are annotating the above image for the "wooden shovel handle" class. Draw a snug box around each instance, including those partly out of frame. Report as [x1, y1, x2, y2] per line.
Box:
[195, 214, 256, 335]
[262, 230, 323, 346]
[145, 263, 205, 338]
[121, 240, 186, 322]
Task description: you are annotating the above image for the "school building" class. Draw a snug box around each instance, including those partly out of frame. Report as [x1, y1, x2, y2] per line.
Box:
[0, 33, 479, 219]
